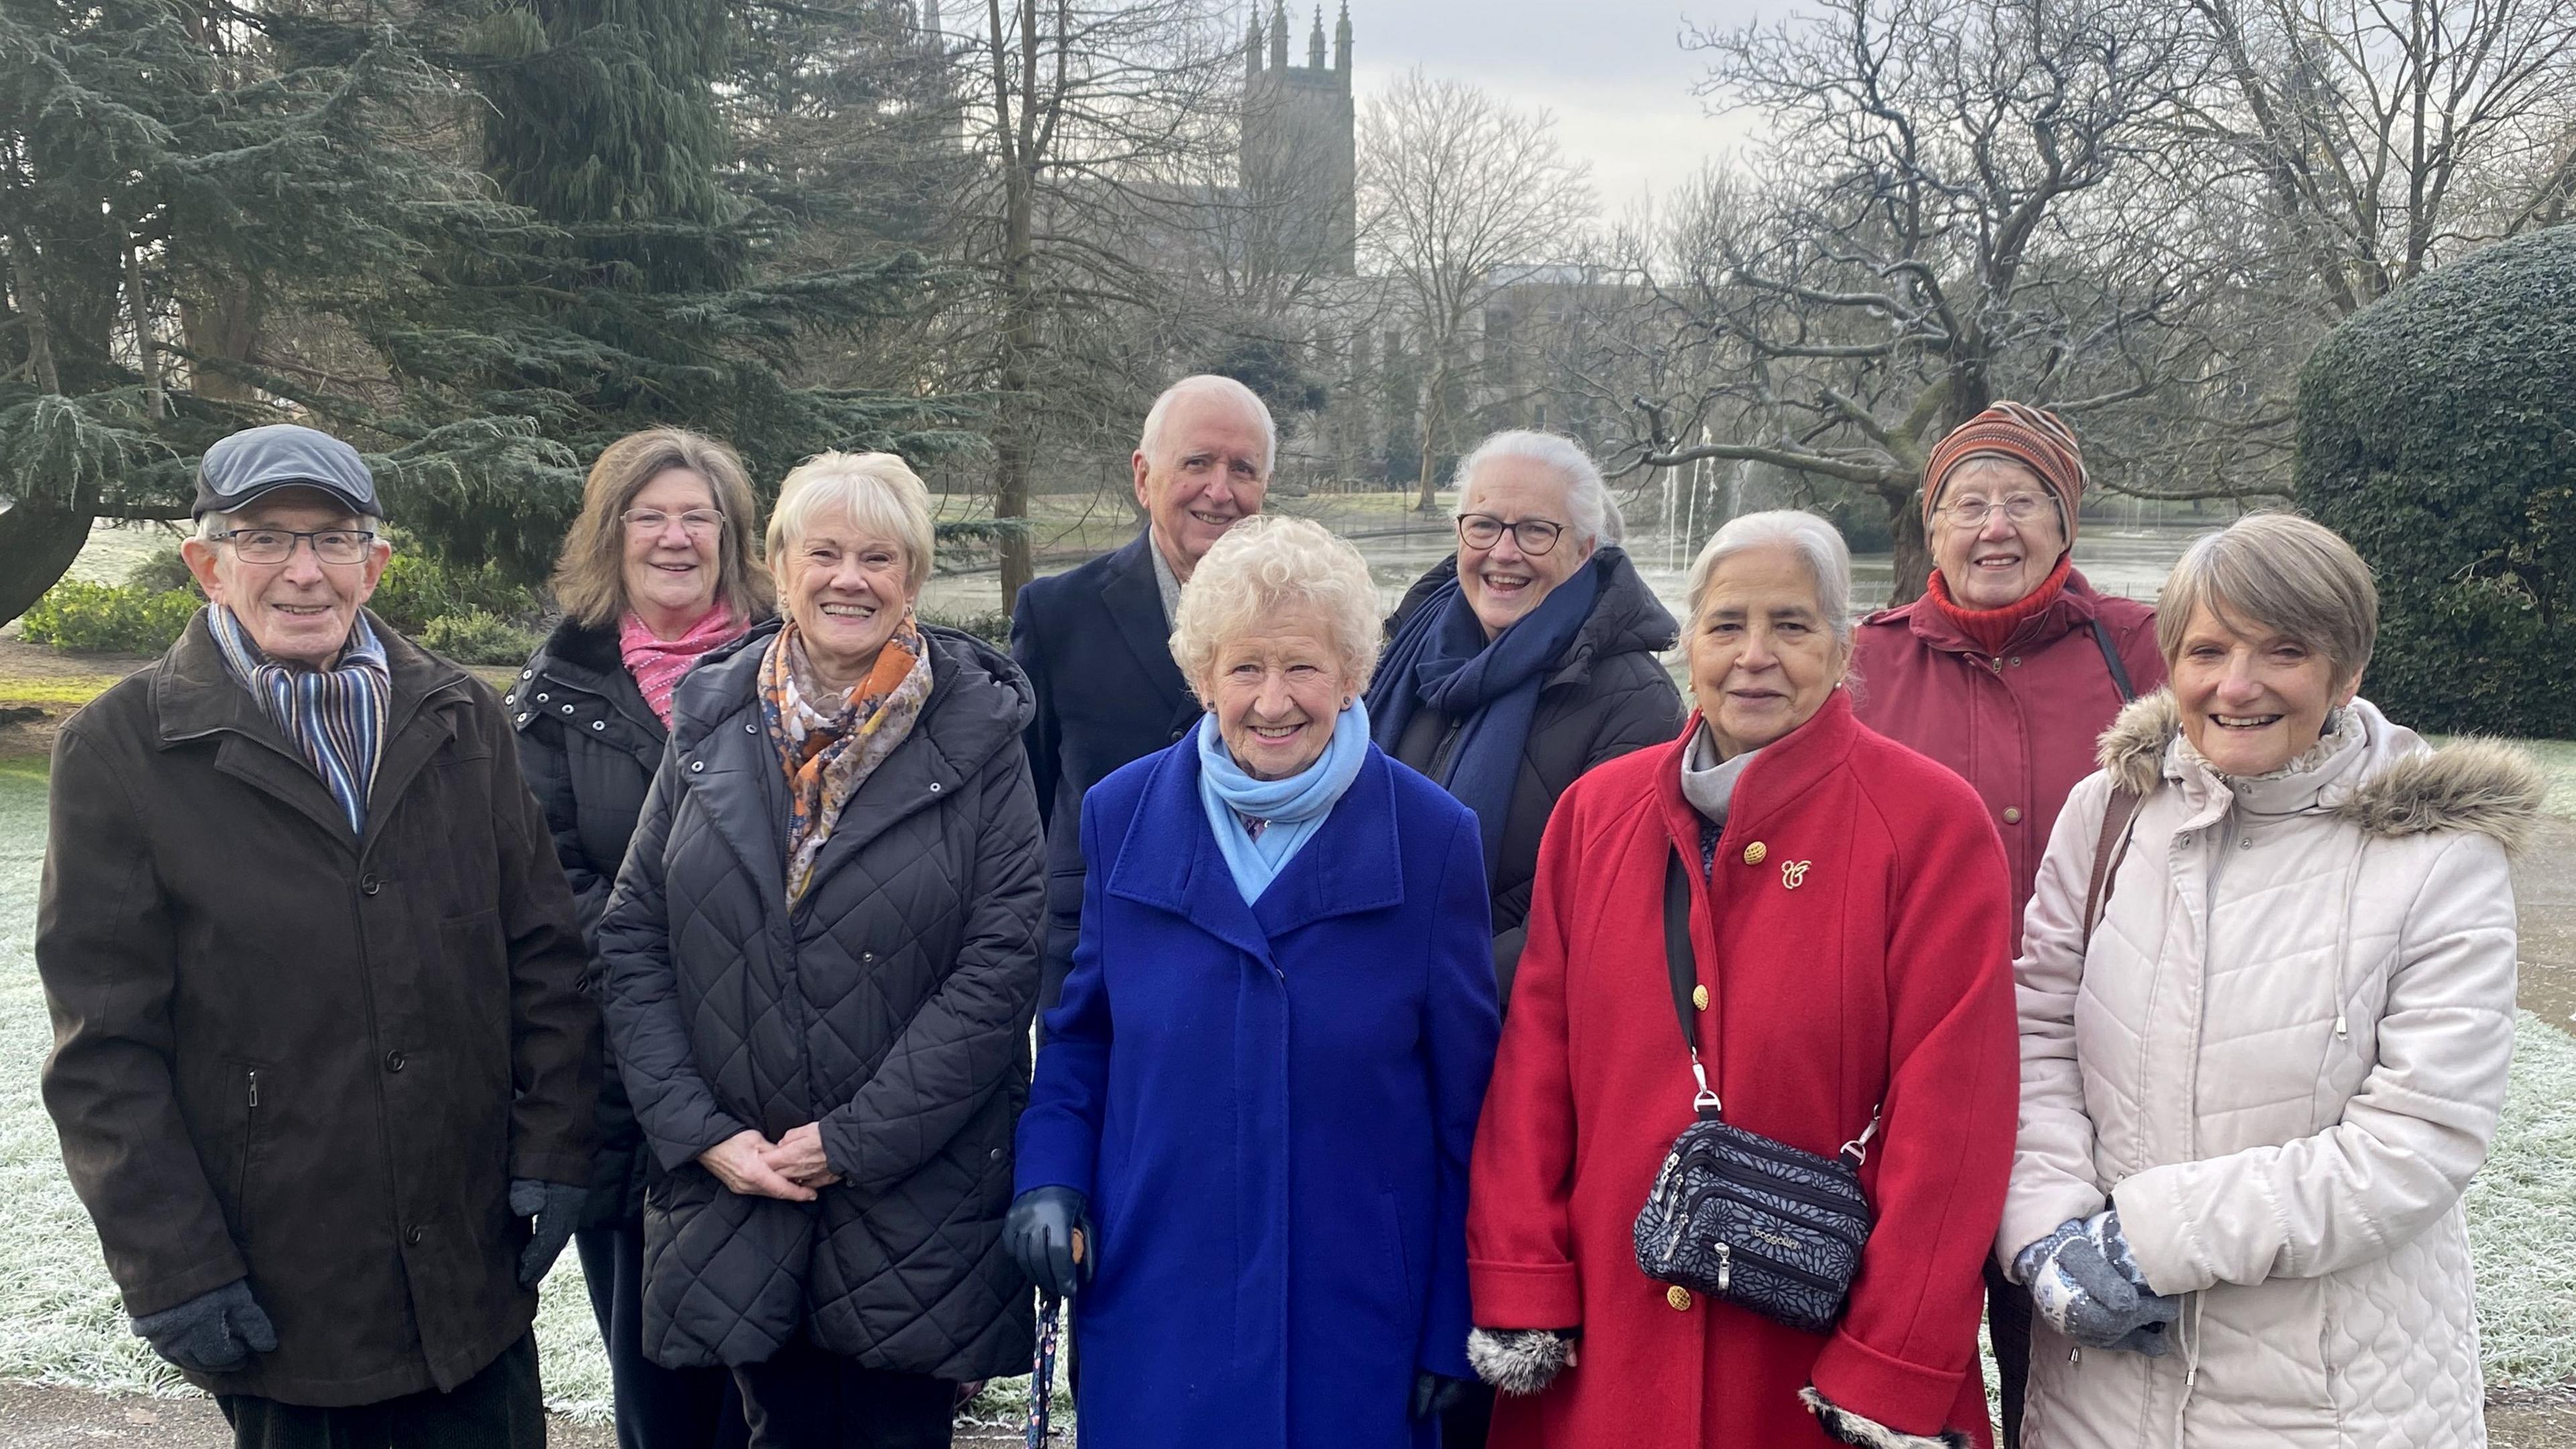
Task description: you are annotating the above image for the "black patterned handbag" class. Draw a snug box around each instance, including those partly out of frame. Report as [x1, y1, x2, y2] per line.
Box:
[1631, 851, 1879, 1335]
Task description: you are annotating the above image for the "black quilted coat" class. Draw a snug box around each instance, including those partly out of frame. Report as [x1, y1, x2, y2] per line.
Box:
[597, 620, 1043, 1379]
[1382, 546, 1684, 1004]
[506, 617, 672, 1230]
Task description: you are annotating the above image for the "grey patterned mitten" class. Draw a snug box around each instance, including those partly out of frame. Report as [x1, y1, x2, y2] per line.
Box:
[2015, 1217, 2179, 1355]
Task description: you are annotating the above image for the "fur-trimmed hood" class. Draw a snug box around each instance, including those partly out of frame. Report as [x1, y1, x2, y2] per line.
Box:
[2094, 689, 2547, 854]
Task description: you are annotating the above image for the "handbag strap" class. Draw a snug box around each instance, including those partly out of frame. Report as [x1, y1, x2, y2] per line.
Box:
[2090, 616, 2139, 704]
[1663, 851, 1720, 1116]
[2080, 786, 2143, 948]
[1664, 846, 1884, 1164]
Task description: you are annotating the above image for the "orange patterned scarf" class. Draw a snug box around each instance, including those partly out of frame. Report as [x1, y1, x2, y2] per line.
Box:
[759, 615, 932, 904]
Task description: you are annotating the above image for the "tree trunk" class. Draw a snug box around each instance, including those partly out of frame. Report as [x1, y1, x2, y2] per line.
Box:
[1884, 492, 1931, 607]
[179, 281, 262, 402]
[1412, 354, 1444, 512]
[0, 496, 99, 626]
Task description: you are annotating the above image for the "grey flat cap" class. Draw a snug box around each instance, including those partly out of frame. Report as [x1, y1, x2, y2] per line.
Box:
[193, 424, 382, 521]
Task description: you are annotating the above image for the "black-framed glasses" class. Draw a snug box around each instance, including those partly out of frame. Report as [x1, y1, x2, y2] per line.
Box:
[209, 527, 378, 565]
[621, 508, 725, 537]
[1934, 493, 2057, 530]
[1456, 513, 1566, 555]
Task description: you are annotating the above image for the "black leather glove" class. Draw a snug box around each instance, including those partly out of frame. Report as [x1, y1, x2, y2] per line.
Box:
[130, 1279, 277, 1375]
[1005, 1185, 1093, 1299]
[511, 1178, 586, 1289]
[1409, 1371, 1471, 1420]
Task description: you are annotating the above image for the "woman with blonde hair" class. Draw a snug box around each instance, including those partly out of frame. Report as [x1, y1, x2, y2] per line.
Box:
[2004, 513, 2541, 1446]
[512, 426, 773, 1449]
[600, 451, 1042, 1448]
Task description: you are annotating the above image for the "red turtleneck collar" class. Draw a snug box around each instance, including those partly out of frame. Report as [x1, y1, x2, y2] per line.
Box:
[1924, 553, 2073, 656]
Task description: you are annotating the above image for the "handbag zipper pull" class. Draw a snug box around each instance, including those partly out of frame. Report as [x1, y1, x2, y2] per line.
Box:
[1716, 1242, 1731, 1293]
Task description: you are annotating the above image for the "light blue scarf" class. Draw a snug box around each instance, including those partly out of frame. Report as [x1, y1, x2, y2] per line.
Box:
[1195, 698, 1371, 904]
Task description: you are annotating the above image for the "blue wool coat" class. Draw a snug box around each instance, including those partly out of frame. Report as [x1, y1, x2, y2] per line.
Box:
[1015, 737, 1501, 1449]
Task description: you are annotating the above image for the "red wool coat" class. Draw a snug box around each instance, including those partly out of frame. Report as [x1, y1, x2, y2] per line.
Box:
[1849, 570, 2161, 946]
[1468, 693, 2016, 1448]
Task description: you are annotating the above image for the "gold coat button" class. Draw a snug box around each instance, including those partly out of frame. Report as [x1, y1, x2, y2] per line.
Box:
[1666, 1285, 1693, 1311]
[1692, 985, 1710, 1010]
[2003, 806, 2023, 824]
[1742, 841, 1768, 866]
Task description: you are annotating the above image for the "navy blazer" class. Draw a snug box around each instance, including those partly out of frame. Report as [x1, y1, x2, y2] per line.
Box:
[1010, 531, 1205, 1021]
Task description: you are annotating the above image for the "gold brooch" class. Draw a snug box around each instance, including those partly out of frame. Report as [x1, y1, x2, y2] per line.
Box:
[1781, 860, 1812, 890]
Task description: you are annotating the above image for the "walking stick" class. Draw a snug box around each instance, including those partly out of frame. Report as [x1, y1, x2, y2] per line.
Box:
[1024, 1226, 1085, 1448]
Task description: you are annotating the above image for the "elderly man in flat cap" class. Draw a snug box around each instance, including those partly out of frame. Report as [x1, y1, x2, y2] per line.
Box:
[36, 423, 599, 1448]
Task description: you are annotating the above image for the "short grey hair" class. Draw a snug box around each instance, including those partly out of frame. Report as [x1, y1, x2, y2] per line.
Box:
[1454, 430, 1621, 546]
[2156, 511, 2377, 681]
[1138, 374, 1277, 477]
[1170, 515, 1382, 702]
[1683, 509, 1855, 648]
[767, 451, 936, 593]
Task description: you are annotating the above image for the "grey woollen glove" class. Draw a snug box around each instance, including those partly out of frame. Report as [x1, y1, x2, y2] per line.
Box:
[2015, 1216, 2178, 1356]
[512, 1178, 586, 1289]
[131, 1278, 277, 1374]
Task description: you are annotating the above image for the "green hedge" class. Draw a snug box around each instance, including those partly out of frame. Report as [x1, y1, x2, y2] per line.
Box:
[419, 610, 544, 665]
[2294, 226, 2576, 737]
[367, 551, 547, 636]
[18, 582, 201, 654]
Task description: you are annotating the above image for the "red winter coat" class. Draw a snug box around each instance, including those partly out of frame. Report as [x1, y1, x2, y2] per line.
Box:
[1849, 570, 2160, 945]
[1468, 693, 2016, 1448]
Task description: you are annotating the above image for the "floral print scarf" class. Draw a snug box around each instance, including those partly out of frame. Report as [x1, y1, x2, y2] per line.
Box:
[759, 614, 933, 904]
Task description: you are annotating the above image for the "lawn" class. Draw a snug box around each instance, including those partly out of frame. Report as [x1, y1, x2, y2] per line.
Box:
[0, 757, 2570, 1424]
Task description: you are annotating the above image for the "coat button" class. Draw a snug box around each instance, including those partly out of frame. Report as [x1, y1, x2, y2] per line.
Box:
[1742, 841, 1767, 866]
[405, 1225, 424, 1246]
[689, 761, 704, 773]
[2002, 806, 2023, 824]
[535, 692, 549, 702]
[1692, 985, 1709, 1011]
[561, 704, 575, 714]
[1666, 1285, 1693, 1311]
[517, 714, 531, 725]
[360, 875, 381, 896]
[745, 722, 757, 733]
[384, 1051, 405, 1073]
[928, 782, 941, 794]
[521, 669, 533, 680]
[591, 720, 606, 731]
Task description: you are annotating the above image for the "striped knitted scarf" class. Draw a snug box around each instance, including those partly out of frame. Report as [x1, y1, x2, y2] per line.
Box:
[207, 604, 392, 837]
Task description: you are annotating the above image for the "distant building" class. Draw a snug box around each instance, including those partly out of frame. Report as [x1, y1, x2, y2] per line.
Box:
[1241, 2, 1356, 278]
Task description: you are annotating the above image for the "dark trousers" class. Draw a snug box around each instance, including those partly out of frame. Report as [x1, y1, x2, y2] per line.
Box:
[1440, 1380, 1494, 1448]
[576, 1226, 751, 1449]
[1988, 1256, 2033, 1448]
[218, 1332, 543, 1449]
[731, 1340, 953, 1449]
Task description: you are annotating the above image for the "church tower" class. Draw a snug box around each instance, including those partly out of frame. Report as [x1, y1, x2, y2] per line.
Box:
[1240, 1, 1356, 276]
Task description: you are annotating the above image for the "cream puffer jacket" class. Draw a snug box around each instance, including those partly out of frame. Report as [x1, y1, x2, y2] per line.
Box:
[2002, 692, 2544, 1448]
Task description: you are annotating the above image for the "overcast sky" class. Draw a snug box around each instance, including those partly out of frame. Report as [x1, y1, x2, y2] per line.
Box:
[1337, 0, 1787, 215]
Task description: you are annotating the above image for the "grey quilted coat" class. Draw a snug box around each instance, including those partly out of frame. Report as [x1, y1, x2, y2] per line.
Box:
[598, 620, 1043, 1380]
[2005, 691, 2544, 1448]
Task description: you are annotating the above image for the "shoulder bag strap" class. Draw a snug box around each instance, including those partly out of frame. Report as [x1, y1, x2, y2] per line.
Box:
[1664, 850, 1719, 1115]
[2090, 616, 2139, 704]
[2080, 787, 2143, 949]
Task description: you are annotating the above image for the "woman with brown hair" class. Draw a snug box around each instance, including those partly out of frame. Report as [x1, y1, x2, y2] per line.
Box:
[509, 426, 772, 1449]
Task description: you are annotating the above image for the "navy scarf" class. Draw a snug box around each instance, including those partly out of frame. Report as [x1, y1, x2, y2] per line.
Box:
[1367, 557, 1599, 874]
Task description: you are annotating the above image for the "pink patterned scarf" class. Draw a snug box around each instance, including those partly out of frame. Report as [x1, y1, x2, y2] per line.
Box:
[620, 604, 746, 725]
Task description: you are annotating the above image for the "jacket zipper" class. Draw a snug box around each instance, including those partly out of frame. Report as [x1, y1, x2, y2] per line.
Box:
[237, 1068, 262, 1230]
